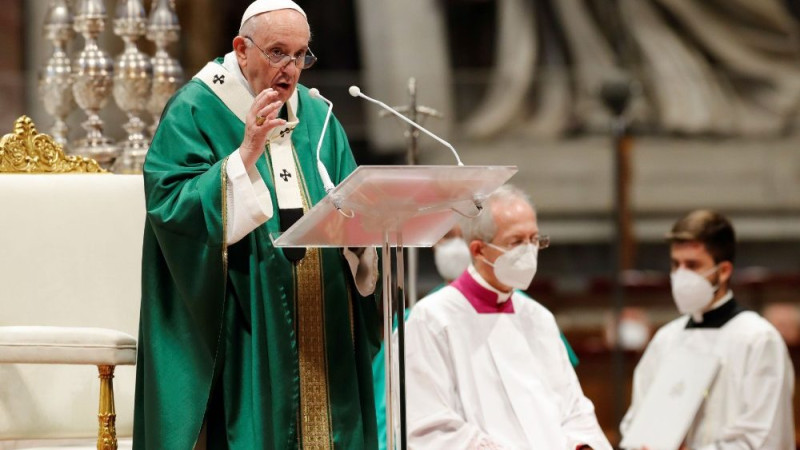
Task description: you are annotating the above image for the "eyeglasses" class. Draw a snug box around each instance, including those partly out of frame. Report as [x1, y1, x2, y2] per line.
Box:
[494, 235, 551, 251]
[243, 36, 317, 69]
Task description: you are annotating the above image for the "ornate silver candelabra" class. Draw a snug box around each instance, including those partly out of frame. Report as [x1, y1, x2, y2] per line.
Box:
[113, 0, 153, 173]
[39, 0, 75, 148]
[72, 0, 119, 167]
[147, 0, 183, 136]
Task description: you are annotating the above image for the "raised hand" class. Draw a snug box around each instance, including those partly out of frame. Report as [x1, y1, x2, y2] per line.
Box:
[240, 87, 287, 168]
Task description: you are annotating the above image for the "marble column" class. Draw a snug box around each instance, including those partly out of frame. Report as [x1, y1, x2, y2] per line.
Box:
[354, 0, 454, 155]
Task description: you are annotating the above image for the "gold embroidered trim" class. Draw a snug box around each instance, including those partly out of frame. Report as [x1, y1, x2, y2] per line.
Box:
[293, 145, 332, 449]
[0, 116, 105, 173]
[221, 157, 229, 275]
[295, 247, 332, 448]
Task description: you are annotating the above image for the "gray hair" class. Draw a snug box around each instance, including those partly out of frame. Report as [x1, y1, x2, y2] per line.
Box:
[461, 184, 535, 243]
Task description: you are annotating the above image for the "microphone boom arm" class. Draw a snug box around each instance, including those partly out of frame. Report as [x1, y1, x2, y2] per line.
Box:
[350, 86, 463, 166]
[309, 88, 336, 193]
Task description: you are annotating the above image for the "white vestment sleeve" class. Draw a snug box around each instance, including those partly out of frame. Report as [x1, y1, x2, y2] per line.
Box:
[342, 247, 378, 296]
[695, 332, 794, 450]
[405, 313, 509, 450]
[225, 149, 273, 244]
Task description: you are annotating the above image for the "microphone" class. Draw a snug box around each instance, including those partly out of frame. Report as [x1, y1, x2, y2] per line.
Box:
[308, 88, 336, 193]
[348, 85, 463, 166]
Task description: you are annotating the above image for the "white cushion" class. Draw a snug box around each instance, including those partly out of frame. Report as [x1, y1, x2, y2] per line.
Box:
[0, 327, 136, 366]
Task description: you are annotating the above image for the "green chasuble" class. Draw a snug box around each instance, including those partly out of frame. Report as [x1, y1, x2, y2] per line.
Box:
[134, 61, 380, 449]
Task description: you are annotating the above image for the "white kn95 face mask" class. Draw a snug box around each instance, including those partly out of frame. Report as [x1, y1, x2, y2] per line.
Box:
[434, 237, 471, 281]
[670, 266, 719, 315]
[483, 243, 538, 290]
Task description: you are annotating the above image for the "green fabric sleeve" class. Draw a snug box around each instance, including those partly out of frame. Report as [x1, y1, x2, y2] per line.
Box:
[135, 82, 233, 450]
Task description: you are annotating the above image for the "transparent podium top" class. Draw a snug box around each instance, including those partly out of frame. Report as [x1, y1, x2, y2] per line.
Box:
[272, 165, 517, 248]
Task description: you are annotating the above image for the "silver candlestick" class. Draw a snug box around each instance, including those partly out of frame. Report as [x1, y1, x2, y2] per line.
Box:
[72, 0, 118, 168]
[113, 0, 152, 173]
[39, 0, 75, 149]
[147, 0, 183, 136]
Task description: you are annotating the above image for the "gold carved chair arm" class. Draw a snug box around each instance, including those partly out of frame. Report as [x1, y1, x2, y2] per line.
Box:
[0, 116, 105, 173]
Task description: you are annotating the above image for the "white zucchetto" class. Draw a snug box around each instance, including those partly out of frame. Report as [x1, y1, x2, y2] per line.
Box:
[240, 0, 306, 28]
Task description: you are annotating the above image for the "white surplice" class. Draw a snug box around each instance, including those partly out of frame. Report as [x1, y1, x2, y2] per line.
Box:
[405, 266, 611, 450]
[620, 295, 795, 450]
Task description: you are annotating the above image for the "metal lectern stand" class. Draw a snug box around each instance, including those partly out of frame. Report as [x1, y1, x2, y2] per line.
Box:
[273, 165, 517, 450]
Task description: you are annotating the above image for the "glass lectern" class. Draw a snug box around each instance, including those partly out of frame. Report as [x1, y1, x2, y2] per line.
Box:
[273, 165, 517, 449]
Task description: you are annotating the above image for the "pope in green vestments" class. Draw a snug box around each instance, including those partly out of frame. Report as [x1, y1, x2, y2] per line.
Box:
[133, 5, 380, 447]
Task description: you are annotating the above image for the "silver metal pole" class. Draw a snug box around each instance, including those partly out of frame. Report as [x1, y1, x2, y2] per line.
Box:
[395, 232, 407, 449]
[378, 77, 443, 308]
[407, 247, 418, 307]
[382, 230, 394, 450]
[405, 79, 419, 308]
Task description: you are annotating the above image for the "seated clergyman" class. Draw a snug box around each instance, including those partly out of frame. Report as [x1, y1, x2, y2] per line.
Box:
[404, 184, 611, 450]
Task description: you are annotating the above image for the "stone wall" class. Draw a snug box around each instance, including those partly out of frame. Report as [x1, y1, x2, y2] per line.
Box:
[420, 134, 800, 243]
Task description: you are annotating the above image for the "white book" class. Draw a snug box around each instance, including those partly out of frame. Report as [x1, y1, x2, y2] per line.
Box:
[620, 348, 720, 450]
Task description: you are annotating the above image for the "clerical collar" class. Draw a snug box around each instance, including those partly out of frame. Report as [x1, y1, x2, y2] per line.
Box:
[223, 51, 254, 96]
[690, 290, 731, 323]
[451, 266, 514, 314]
[221, 52, 305, 262]
[686, 291, 745, 329]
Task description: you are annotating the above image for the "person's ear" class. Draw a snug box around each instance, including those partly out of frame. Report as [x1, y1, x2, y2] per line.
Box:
[469, 240, 484, 260]
[233, 36, 249, 63]
[718, 260, 734, 285]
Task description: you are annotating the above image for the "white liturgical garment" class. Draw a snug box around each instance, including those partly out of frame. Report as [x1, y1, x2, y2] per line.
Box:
[405, 266, 611, 450]
[621, 295, 795, 450]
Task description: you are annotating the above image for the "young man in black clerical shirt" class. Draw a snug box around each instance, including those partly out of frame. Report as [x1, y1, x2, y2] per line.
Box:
[620, 210, 794, 450]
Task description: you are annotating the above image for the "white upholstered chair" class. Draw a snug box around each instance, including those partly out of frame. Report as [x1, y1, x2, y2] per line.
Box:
[0, 117, 144, 449]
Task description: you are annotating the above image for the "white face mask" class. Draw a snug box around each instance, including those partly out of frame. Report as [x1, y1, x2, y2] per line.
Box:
[618, 320, 650, 351]
[484, 243, 538, 290]
[670, 266, 720, 315]
[433, 237, 471, 281]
